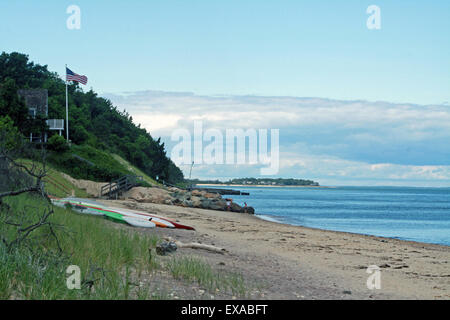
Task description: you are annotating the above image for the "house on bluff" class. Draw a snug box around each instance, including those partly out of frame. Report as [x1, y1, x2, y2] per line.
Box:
[17, 89, 64, 142]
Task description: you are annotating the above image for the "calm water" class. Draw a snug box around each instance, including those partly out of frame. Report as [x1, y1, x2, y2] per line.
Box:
[208, 186, 450, 246]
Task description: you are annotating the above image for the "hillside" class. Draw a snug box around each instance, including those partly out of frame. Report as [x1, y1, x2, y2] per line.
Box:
[0, 51, 184, 184]
[19, 154, 159, 199]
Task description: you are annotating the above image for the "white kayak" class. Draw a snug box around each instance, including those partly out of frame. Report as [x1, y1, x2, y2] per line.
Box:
[122, 216, 156, 228]
[51, 198, 184, 229]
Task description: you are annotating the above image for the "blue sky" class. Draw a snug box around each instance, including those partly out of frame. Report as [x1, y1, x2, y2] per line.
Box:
[1, 0, 449, 104]
[1, 1, 449, 185]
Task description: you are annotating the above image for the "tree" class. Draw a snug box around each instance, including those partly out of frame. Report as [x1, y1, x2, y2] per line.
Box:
[0, 78, 29, 129]
[0, 124, 59, 252]
[70, 124, 89, 144]
[0, 51, 185, 183]
[0, 116, 23, 152]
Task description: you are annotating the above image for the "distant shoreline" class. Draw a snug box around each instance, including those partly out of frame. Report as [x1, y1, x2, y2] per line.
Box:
[195, 184, 332, 188]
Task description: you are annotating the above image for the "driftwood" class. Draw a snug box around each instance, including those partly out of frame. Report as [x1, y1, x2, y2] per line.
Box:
[163, 236, 227, 254]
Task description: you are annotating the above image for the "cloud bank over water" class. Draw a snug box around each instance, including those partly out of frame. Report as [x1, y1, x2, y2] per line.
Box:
[103, 91, 450, 186]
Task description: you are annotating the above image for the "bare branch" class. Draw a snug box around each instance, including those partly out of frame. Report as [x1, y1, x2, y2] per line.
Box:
[0, 186, 40, 199]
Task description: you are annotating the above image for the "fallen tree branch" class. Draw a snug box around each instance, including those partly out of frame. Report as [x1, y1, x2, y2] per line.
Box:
[0, 186, 40, 199]
[163, 236, 228, 254]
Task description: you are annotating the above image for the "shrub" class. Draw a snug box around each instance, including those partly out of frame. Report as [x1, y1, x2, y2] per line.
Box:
[47, 134, 69, 152]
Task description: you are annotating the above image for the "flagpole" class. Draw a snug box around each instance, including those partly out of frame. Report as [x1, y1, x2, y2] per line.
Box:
[65, 64, 69, 143]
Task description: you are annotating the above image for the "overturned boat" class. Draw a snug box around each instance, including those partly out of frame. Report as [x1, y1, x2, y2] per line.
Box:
[52, 197, 195, 230]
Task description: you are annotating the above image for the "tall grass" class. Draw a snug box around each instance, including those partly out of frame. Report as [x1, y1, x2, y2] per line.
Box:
[167, 256, 248, 297]
[1, 188, 250, 299]
[0, 194, 159, 299]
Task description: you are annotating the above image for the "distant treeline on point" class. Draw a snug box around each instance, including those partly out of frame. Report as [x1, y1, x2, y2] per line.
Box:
[188, 178, 320, 186]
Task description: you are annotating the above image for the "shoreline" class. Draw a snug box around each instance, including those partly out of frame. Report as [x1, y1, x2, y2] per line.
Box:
[253, 213, 450, 248]
[100, 199, 450, 299]
[254, 213, 450, 249]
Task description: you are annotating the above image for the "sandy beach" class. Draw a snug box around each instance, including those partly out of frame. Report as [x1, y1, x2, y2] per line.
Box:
[99, 199, 450, 300]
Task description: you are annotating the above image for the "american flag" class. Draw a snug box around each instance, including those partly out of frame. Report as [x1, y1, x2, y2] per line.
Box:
[66, 67, 88, 85]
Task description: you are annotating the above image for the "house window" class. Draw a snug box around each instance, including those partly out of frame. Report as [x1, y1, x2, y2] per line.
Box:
[29, 108, 37, 118]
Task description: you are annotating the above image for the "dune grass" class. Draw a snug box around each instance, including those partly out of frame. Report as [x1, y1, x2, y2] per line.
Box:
[0, 194, 159, 299]
[167, 256, 248, 297]
[0, 160, 249, 299]
[0, 193, 250, 299]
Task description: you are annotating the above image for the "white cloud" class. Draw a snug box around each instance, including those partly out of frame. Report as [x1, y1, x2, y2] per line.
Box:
[102, 90, 450, 186]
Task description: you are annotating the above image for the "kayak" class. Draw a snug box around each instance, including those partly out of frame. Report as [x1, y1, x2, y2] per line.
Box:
[52, 198, 194, 230]
[52, 199, 105, 216]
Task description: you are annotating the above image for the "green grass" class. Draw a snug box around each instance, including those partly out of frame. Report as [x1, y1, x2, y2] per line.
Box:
[44, 168, 89, 198]
[0, 194, 159, 299]
[18, 159, 89, 198]
[112, 154, 160, 187]
[0, 194, 249, 300]
[0, 180, 250, 299]
[167, 256, 248, 297]
[47, 144, 130, 182]
[46, 145, 161, 188]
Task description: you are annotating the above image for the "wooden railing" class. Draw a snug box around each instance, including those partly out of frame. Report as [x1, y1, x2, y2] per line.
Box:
[100, 175, 143, 199]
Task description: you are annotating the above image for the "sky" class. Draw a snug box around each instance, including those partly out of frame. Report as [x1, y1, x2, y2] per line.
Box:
[1, 1, 449, 186]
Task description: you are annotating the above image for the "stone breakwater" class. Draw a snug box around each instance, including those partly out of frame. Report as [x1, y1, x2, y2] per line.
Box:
[122, 186, 255, 214]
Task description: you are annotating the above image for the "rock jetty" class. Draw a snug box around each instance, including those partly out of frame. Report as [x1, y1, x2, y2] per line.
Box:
[123, 186, 255, 214]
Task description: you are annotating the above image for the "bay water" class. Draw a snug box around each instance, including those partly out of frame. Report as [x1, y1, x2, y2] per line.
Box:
[209, 186, 450, 246]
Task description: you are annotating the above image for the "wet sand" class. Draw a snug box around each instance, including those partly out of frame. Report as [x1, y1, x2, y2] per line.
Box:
[100, 199, 450, 300]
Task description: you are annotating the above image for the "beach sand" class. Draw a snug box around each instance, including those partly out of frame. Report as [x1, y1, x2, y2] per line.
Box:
[100, 199, 450, 300]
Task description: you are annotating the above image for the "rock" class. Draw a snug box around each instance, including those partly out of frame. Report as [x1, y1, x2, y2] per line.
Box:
[393, 265, 409, 269]
[127, 186, 256, 215]
[198, 199, 226, 211]
[244, 206, 255, 214]
[342, 290, 352, 295]
[203, 192, 220, 199]
[191, 196, 203, 207]
[199, 199, 213, 209]
[124, 187, 175, 204]
[230, 202, 243, 212]
[181, 199, 193, 207]
[156, 241, 178, 256]
[209, 200, 228, 211]
[191, 189, 203, 196]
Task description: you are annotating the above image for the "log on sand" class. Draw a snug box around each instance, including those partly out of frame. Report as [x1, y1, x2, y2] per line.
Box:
[163, 236, 227, 254]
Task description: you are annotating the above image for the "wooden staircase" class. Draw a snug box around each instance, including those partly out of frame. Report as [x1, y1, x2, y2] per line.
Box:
[101, 175, 143, 199]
